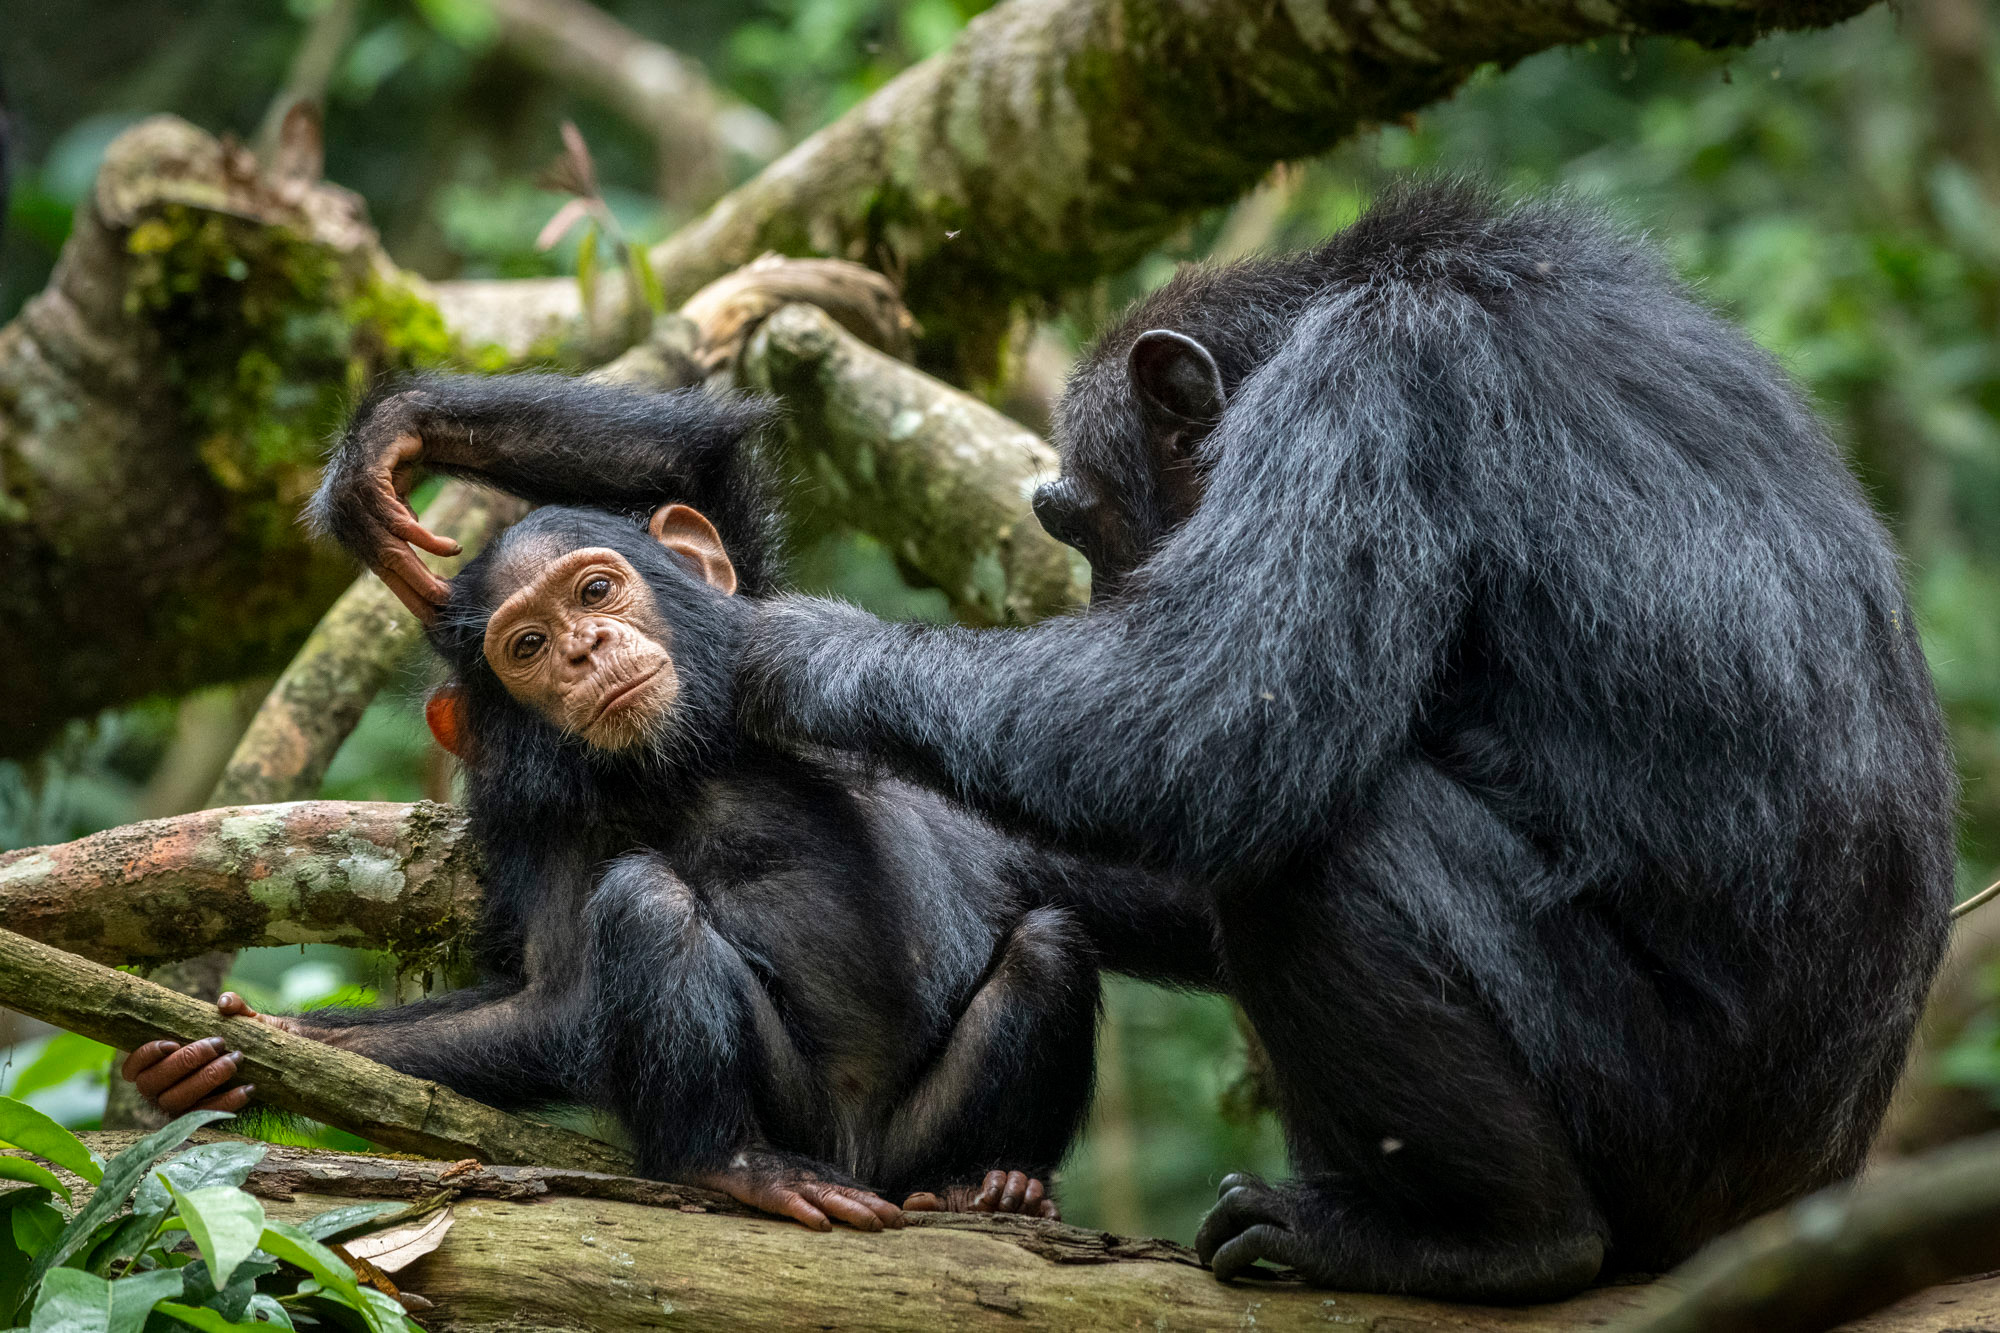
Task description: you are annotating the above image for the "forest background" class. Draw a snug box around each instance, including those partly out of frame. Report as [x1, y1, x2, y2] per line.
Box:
[0, 0, 1995, 1248]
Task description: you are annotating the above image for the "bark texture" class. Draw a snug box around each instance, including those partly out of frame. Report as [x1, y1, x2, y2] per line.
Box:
[0, 118, 493, 758]
[0, 801, 479, 968]
[744, 302, 1087, 624]
[0, 934, 628, 1172]
[642, 0, 1882, 377]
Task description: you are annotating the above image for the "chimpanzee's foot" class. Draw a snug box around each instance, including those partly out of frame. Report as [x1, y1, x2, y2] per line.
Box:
[696, 1154, 905, 1233]
[903, 1170, 1060, 1219]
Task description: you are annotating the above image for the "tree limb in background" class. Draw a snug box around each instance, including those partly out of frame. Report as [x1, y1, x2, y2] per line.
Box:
[0, 927, 629, 1172]
[1611, 1131, 2000, 1333]
[743, 302, 1086, 625]
[0, 802, 481, 968]
[639, 0, 1883, 379]
[487, 0, 782, 207]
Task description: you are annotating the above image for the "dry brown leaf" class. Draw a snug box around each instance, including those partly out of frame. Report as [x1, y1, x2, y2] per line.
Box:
[342, 1208, 456, 1273]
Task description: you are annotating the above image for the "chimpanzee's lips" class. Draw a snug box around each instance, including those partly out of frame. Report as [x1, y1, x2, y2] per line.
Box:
[592, 666, 663, 725]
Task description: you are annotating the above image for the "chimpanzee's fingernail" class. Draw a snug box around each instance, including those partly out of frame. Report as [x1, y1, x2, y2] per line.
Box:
[226, 1051, 244, 1065]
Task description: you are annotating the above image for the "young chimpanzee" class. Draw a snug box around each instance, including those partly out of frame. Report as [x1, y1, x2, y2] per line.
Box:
[312, 189, 1951, 1299]
[125, 377, 1219, 1228]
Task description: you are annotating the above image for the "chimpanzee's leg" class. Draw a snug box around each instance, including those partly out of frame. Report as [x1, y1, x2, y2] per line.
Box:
[584, 852, 904, 1232]
[1195, 763, 1607, 1302]
[877, 906, 1100, 1215]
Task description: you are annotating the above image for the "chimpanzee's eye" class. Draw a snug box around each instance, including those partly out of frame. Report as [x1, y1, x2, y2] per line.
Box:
[580, 577, 612, 605]
[512, 631, 546, 661]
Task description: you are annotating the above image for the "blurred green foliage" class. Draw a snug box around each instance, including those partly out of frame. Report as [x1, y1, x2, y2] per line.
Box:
[1, 0, 1996, 1243]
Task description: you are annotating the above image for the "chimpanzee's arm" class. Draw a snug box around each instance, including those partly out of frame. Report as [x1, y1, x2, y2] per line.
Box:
[738, 300, 1470, 878]
[307, 373, 775, 616]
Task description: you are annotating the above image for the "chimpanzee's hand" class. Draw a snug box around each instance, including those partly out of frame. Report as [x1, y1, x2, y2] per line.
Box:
[695, 1152, 906, 1233]
[903, 1170, 1060, 1220]
[310, 393, 461, 622]
[117, 992, 324, 1117]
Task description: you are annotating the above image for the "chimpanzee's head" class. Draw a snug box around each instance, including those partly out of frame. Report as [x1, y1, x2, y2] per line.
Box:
[423, 503, 750, 773]
[1034, 259, 1315, 601]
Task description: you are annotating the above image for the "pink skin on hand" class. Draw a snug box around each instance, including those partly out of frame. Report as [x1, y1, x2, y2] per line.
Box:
[903, 1170, 1060, 1220]
[365, 434, 460, 623]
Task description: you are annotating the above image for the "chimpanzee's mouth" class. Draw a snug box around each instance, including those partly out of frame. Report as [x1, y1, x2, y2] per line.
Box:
[592, 666, 663, 725]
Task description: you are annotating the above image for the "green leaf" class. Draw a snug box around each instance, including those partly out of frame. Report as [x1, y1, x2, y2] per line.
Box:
[253, 1223, 355, 1299]
[575, 224, 599, 314]
[628, 243, 665, 315]
[245, 1293, 294, 1328]
[80, 1215, 159, 1277]
[13, 1199, 63, 1255]
[21, 1266, 174, 1333]
[13, 1111, 233, 1322]
[301, 1204, 400, 1243]
[135, 1145, 267, 1220]
[6, 1035, 113, 1101]
[0, 1156, 69, 1201]
[0, 1191, 43, 1318]
[177, 1256, 275, 1323]
[164, 1185, 263, 1293]
[154, 1300, 270, 1331]
[0, 1096, 101, 1184]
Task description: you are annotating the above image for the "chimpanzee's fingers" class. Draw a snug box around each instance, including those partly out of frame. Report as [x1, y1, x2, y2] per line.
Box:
[769, 1190, 833, 1232]
[121, 1041, 181, 1084]
[901, 1192, 942, 1213]
[807, 1185, 894, 1232]
[131, 1038, 226, 1099]
[378, 546, 452, 609]
[972, 1169, 1006, 1210]
[217, 992, 260, 1019]
[193, 1084, 254, 1113]
[1035, 1197, 1062, 1220]
[1023, 1177, 1047, 1213]
[856, 1190, 906, 1229]
[154, 1050, 243, 1115]
[385, 509, 461, 557]
[998, 1171, 1029, 1212]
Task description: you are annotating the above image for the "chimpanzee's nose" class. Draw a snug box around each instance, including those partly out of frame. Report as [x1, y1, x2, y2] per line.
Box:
[567, 624, 608, 664]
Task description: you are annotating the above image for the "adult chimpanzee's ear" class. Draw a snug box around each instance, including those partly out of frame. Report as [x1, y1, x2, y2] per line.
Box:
[425, 684, 472, 761]
[1128, 329, 1226, 426]
[648, 504, 739, 596]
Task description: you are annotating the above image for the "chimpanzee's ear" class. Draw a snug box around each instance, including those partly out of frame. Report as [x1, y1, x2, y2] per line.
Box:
[1128, 329, 1226, 426]
[648, 504, 738, 596]
[425, 684, 472, 761]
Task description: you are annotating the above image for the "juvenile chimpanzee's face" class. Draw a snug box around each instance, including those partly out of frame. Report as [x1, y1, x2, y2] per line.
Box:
[472, 504, 739, 753]
[483, 547, 681, 751]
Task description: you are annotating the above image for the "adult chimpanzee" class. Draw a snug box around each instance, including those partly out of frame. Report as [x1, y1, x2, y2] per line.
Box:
[703, 185, 1947, 1297]
[125, 376, 1219, 1228]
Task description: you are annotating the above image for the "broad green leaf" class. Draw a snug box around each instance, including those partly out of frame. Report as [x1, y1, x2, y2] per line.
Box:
[21, 1265, 173, 1333]
[0, 1156, 69, 1200]
[246, 1293, 295, 1328]
[164, 1185, 264, 1292]
[154, 1300, 269, 1331]
[253, 1222, 356, 1298]
[6, 1035, 113, 1101]
[135, 1144, 267, 1218]
[0, 1192, 41, 1319]
[13, 1199, 63, 1255]
[13, 1111, 232, 1322]
[27, 1266, 110, 1333]
[355, 1286, 416, 1333]
[0, 1097, 101, 1184]
[301, 1204, 400, 1243]
[176, 1255, 276, 1321]
[80, 1215, 158, 1277]
[107, 1268, 184, 1332]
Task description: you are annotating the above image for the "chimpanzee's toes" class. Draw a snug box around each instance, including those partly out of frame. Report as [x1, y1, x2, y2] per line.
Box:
[1195, 1178, 1298, 1282]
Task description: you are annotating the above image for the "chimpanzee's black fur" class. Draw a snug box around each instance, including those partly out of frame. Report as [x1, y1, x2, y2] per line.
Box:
[294, 382, 1221, 1208]
[734, 183, 1959, 1297]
